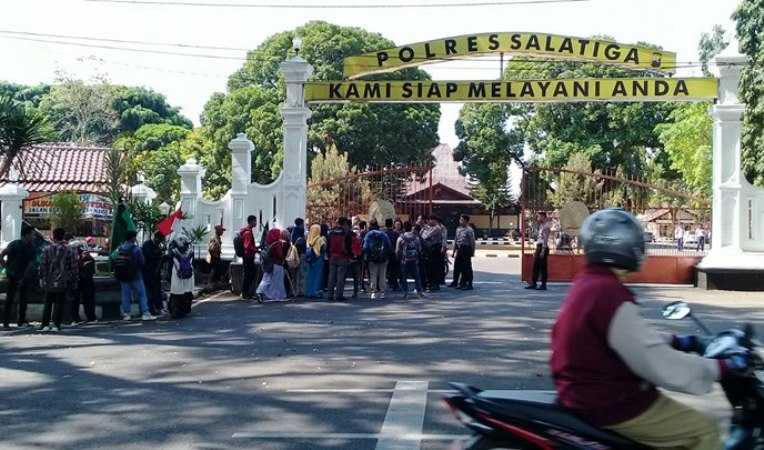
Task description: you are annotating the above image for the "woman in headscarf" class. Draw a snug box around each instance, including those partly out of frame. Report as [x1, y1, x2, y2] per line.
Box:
[169, 234, 195, 318]
[305, 224, 327, 299]
[256, 228, 288, 302]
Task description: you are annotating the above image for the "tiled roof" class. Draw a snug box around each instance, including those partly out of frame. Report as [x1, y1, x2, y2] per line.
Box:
[406, 143, 474, 198]
[0, 142, 109, 193]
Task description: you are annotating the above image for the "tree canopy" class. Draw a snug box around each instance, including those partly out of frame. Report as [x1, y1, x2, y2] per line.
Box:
[735, 0, 764, 186]
[202, 20, 441, 187]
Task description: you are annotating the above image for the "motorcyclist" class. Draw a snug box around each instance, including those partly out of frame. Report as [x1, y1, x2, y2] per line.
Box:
[550, 208, 749, 450]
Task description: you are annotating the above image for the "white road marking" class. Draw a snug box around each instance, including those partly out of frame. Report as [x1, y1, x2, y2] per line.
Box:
[231, 432, 469, 441]
[375, 380, 429, 450]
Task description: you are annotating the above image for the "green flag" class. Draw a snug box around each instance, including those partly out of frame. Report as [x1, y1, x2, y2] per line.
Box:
[110, 202, 136, 255]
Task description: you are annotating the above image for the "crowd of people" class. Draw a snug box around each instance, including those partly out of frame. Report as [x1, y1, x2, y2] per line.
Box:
[0, 224, 199, 332]
[235, 213, 477, 303]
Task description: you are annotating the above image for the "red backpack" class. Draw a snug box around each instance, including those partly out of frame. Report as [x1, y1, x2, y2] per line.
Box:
[328, 229, 350, 260]
[351, 233, 362, 259]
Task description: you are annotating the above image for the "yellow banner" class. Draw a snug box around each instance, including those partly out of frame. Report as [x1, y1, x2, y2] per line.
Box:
[304, 78, 717, 103]
[343, 33, 677, 79]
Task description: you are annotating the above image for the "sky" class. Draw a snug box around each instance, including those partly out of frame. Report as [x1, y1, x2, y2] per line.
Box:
[1, 0, 740, 152]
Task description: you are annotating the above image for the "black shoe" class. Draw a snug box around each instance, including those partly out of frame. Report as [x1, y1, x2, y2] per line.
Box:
[460, 285, 474, 291]
[536, 285, 547, 291]
[337, 297, 348, 302]
[524, 284, 538, 290]
[448, 283, 458, 288]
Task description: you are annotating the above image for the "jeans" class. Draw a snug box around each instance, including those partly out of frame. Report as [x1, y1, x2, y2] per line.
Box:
[120, 278, 150, 315]
[401, 260, 422, 295]
[143, 270, 163, 314]
[368, 261, 388, 294]
[3, 277, 28, 326]
[327, 259, 349, 300]
[41, 291, 66, 328]
[531, 244, 549, 286]
[241, 256, 257, 298]
[350, 259, 362, 297]
[386, 258, 400, 290]
[677, 238, 684, 251]
[79, 277, 97, 321]
[697, 237, 705, 252]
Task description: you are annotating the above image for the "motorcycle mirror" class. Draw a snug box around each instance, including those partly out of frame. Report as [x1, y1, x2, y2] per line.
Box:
[662, 301, 691, 320]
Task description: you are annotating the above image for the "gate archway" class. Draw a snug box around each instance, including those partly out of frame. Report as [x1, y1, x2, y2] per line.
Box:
[274, 32, 763, 287]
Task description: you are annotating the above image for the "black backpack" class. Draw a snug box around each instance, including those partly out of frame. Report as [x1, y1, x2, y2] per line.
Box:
[401, 235, 419, 262]
[233, 232, 245, 258]
[368, 234, 387, 263]
[260, 242, 275, 274]
[113, 246, 138, 282]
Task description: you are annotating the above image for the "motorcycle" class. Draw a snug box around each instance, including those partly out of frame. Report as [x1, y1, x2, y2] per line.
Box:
[444, 301, 764, 449]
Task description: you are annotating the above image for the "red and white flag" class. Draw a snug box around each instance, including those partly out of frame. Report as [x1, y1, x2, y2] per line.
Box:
[157, 209, 183, 237]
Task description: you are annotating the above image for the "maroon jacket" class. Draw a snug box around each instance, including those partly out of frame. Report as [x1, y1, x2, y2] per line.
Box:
[550, 264, 658, 426]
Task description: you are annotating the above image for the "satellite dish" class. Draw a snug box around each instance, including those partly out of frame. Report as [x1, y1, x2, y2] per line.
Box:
[368, 199, 396, 225]
[559, 201, 589, 235]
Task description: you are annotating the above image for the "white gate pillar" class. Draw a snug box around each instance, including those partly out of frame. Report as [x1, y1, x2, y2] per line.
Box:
[0, 171, 28, 248]
[177, 158, 205, 226]
[279, 54, 313, 223]
[698, 51, 764, 276]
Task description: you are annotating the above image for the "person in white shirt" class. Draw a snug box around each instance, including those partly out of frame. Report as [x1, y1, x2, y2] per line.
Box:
[695, 225, 706, 252]
[674, 224, 685, 251]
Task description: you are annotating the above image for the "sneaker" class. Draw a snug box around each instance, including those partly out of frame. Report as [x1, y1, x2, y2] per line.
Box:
[141, 313, 157, 321]
[256, 293, 264, 304]
[417, 291, 425, 299]
[379, 293, 385, 300]
[536, 285, 547, 291]
[50, 326, 60, 332]
[39, 326, 51, 332]
[122, 314, 131, 321]
[524, 284, 538, 290]
[370, 293, 377, 300]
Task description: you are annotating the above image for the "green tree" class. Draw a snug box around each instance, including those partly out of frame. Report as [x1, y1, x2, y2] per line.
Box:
[38, 74, 118, 144]
[112, 86, 192, 135]
[698, 25, 729, 76]
[50, 192, 84, 232]
[549, 153, 603, 209]
[0, 81, 50, 107]
[655, 103, 713, 196]
[0, 96, 55, 178]
[735, 0, 764, 186]
[471, 174, 512, 236]
[203, 21, 440, 185]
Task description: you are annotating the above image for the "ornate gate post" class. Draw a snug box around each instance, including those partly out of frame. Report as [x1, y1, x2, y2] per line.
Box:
[279, 52, 314, 223]
[697, 50, 764, 289]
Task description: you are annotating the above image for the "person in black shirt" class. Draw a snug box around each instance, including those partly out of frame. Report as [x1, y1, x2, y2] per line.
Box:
[383, 218, 400, 291]
[142, 232, 166, 315]
[1, 226, 36, 328]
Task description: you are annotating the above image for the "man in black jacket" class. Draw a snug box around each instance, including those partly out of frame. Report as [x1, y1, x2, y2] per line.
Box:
[142, 231, 166, 315]
[1, 226, 36, 328]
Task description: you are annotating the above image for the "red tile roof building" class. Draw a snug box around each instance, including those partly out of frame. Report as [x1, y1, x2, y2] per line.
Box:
[0, 142, 109, 194]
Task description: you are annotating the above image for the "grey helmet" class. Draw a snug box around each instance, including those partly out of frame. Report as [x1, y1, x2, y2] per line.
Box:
[579, 208, 645, 272]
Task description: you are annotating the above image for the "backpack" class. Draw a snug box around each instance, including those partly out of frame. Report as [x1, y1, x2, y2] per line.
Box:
[351, 233, 362, 259]
[177, 255, 193, 279]
[368, 234, 387, 263]
[286, 244, 300, 269]
[261, 242, 276, 273]
[328, 230, 349, 260]
[401, 235, 419, 263]
[233, 232, 245, 258]
[44, 245, 71, 292]
[113, 246, 138, 282]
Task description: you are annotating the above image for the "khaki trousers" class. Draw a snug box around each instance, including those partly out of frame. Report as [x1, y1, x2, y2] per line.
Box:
[605, 394, 720, 450]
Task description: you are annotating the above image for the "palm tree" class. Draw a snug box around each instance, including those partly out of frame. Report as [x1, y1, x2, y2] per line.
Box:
[0, 95, 54, 178]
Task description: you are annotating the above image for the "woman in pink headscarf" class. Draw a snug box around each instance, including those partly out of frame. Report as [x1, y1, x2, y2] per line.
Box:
[256, 228, 288, 302]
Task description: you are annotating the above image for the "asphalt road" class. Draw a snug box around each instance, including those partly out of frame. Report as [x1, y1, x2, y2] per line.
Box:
[1, 258, 763, 450]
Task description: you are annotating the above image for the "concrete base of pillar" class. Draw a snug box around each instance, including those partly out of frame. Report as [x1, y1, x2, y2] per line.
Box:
[696, 250, 764, 291]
